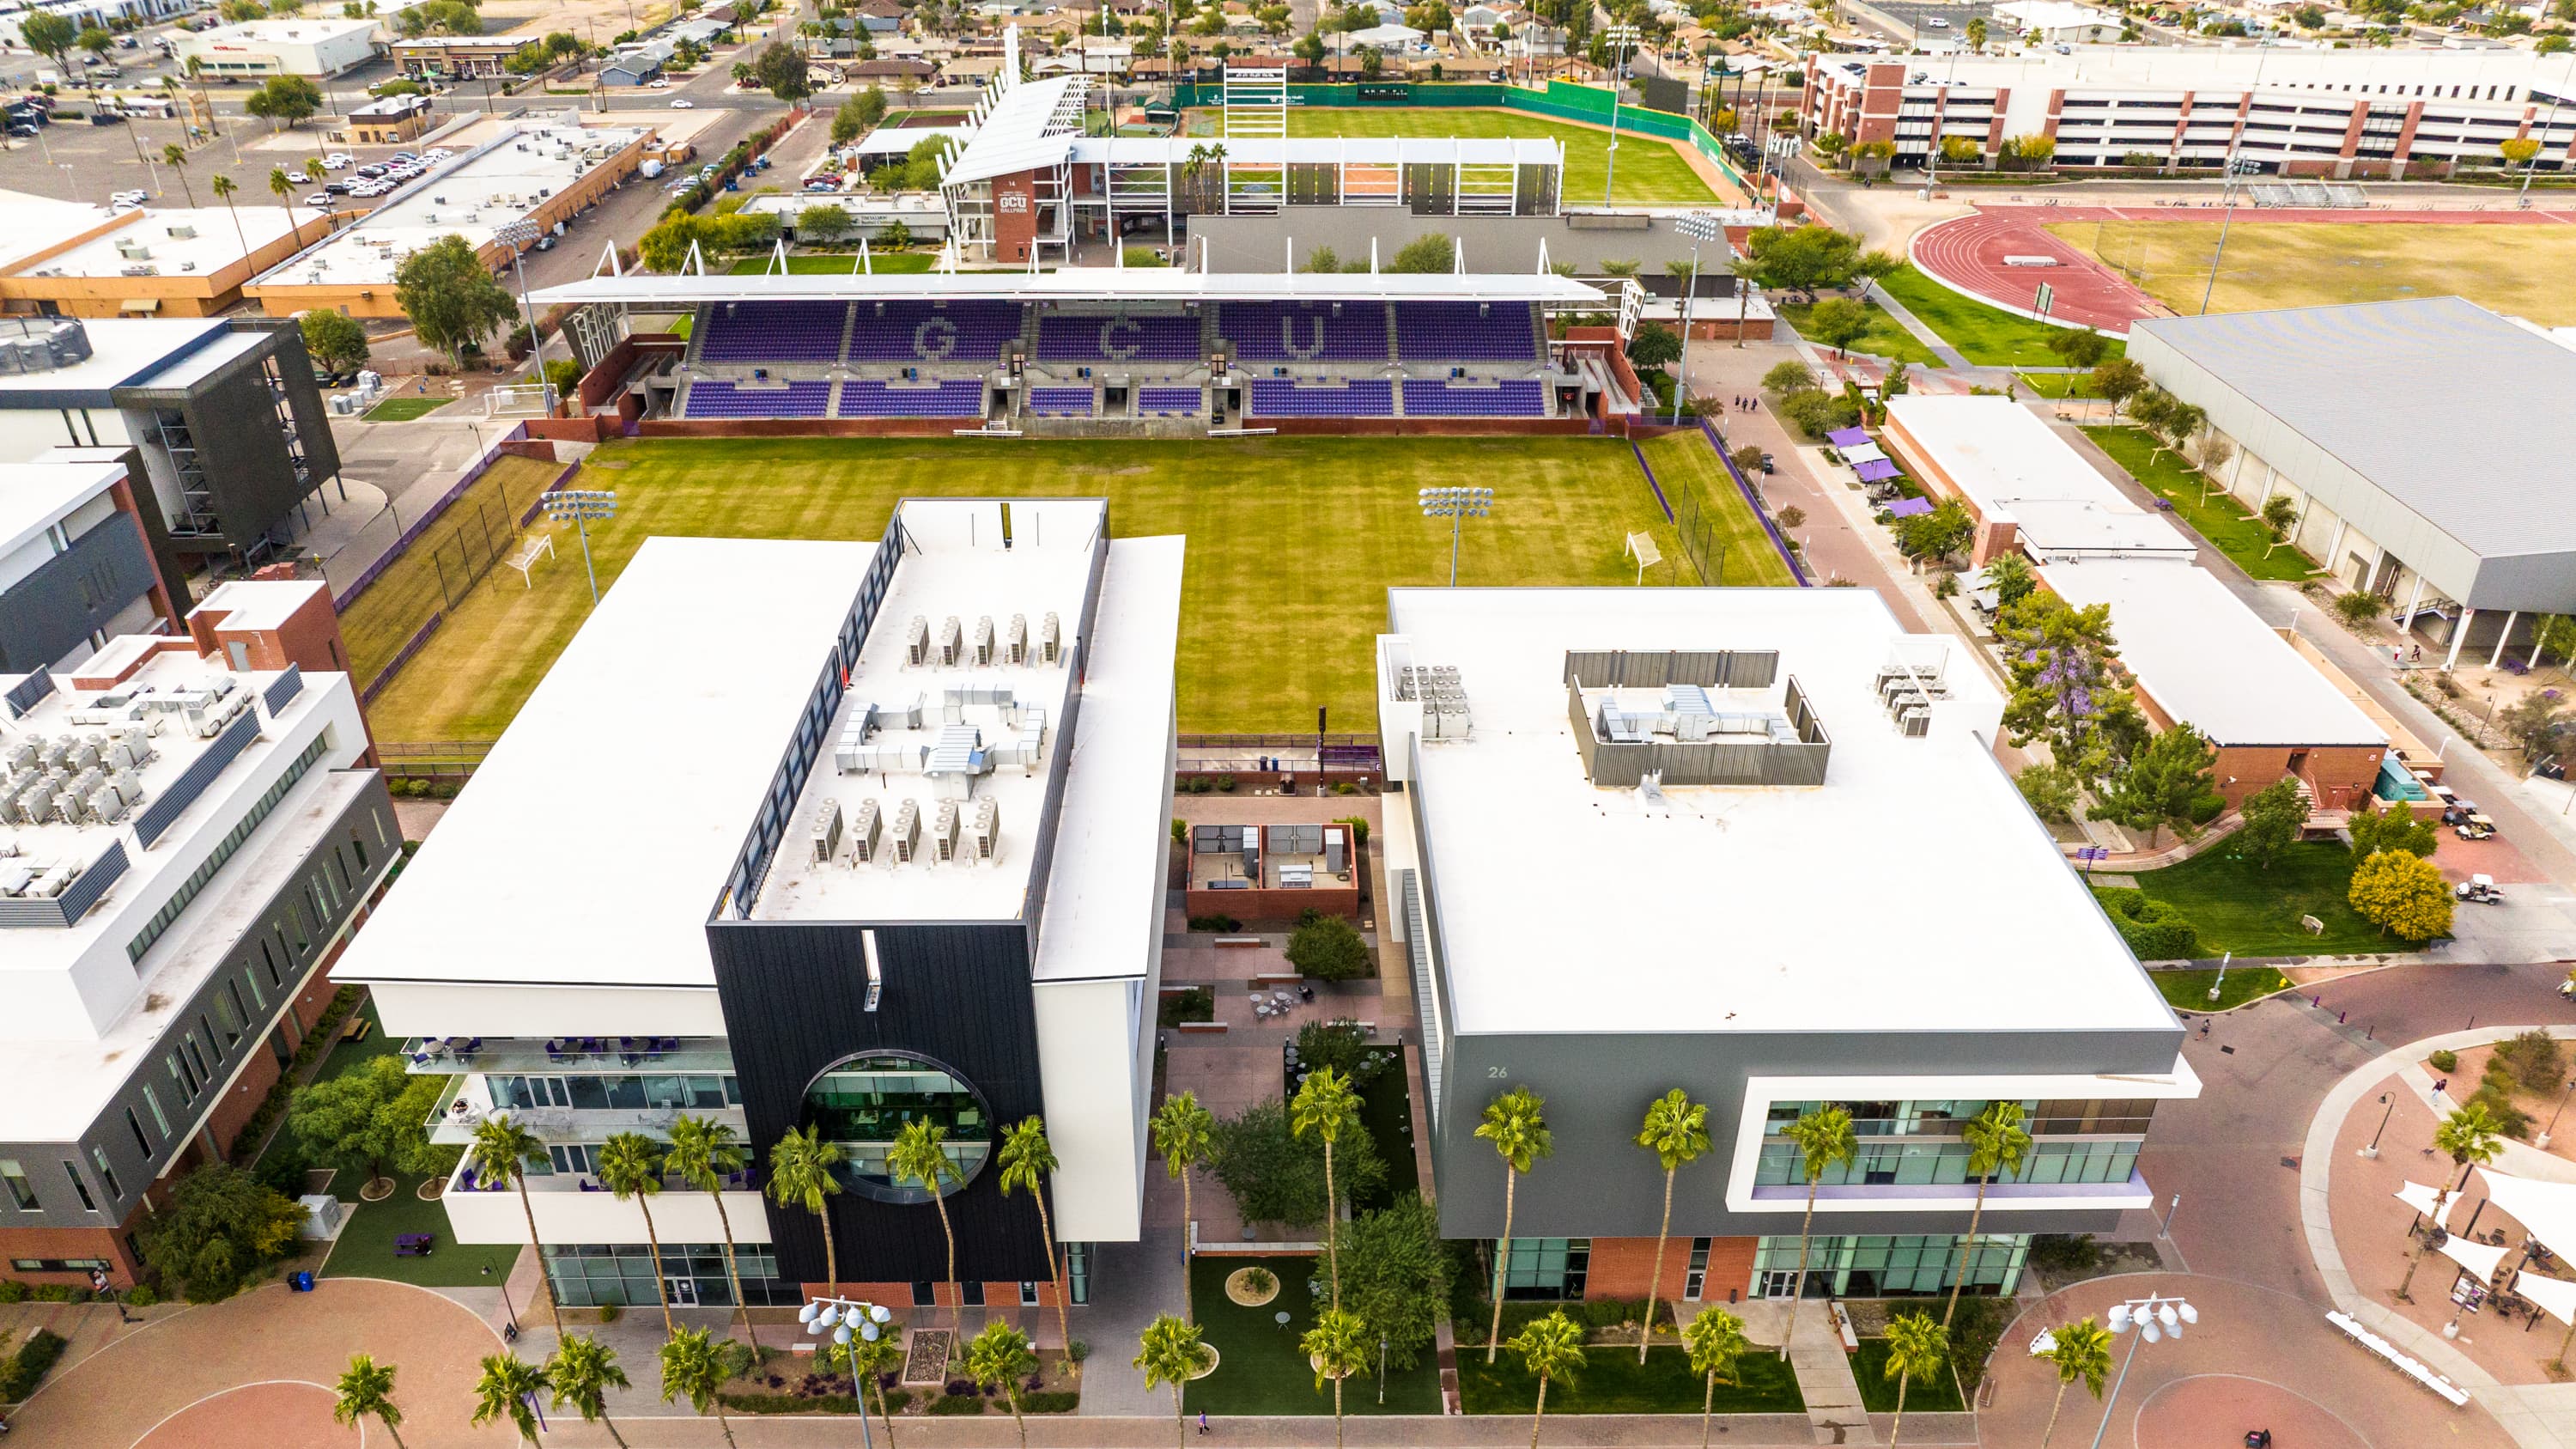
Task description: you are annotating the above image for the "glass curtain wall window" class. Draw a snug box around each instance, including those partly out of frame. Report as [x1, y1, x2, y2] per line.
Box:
[1498, 1238, 1589, 1300]
[800, 1053, 993, 1202]
[487, 1075, 740, 1111]
[1750, 1233, 2029, 1299]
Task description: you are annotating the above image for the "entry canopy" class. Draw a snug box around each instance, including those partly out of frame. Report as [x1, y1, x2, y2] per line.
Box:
[2478, 1168, 2576, 1252]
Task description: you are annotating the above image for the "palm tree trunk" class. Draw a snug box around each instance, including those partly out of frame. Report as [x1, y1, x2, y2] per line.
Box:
[1173, 1384, 1186, 1449]
[1034, 1190, 1073, 1373]
[1486, 1167, 1516, 1363]
[872, 1380, 901, 1449]
[2041, 1379, 2069, 1446]
[599, 1409, 629, 1448]
[1008, 1390, 1027, 1448]
[1180, 1169, 1195, 1326]
[1782, 1181, 1818, 1360]
[638, 1196, 676, 1338]
[1529, 1373, 1548, 1449]
[711, 1190, 754, 1354]
[933, 1193, 960, 1330]
[2396, 1189, 2449, 1300]
[1890, 1371, 1910, 1448]
[383, 1417, 409, 1449]
[1334, 1373, 1347, 1449]
[1700, 1371, 1716, 1449]
[516, 1178, 561, 1333]
[715, 1403, 738, 1449]
[1942, 1181, 1988, 1329]
[1642, 1167, 1674, 1362]
[818, 1204, 839, 1299]
[223, 196, 247, 257]
[1323, 1137, 1340, 1310]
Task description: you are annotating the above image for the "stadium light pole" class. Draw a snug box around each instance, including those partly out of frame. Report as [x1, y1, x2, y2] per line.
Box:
[495, 218, 554, 409]
[542, 488, 617, 605]
[1601, 25, 1639, 207]
[1419, 486, 1492, 587]
[2087, 1294, 2200, 1449]
[2519, 53, 2576, 210]
[1670, 210, 1721, 426]
[2198, 37, 2275, 316]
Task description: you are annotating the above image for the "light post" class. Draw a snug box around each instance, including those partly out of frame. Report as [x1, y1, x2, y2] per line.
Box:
[1419, 486, 1492, 587]
[800, 1296, 895, 1449]
[2088, 1292, 2199, 1449]
[2207, 950, 2229, 1003]
[543, 488, 617, 603]
[1670, 210, 1719, 425]
[494, 218, 555, 409]
[2198, 39, 2274, 316]
[2542, 1081, 2576, 1152]
[1601, 23, 1638, 206]
[2361, 1092, 2395, 1160]
[480, 1263, 522, 1338]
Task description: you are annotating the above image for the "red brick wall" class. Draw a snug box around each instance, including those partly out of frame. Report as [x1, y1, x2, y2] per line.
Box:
[2210, 742, 2385, 812]
[189, 585, 376, 763]
[0, 1219, 149, 1288]
[993, 172, 1041, 263]
[1183, 884, 1361, 923]
[1583, 1236, 1758, 1306]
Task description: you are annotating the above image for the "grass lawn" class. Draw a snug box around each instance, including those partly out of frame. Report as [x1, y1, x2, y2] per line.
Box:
[319, 1166, 519, 1288]
[363, 397, 451, 423]
[2149, 965, 2294, 1012]
[1183, 1256, 1442, 1415]
[1777, 299, 1943, 368]
[2081, 426, 2320, 583]
[1851, 1339, 1965, 1415]
[2099, 841, 2382, 958]
[313, 995, 404, 1080]
[1186, 107, 1718, 206]
[2014, 370, 2093, 399]
[1458, 1342, 1805, 1415]
[339, 454, 568, 684]
[1355, 1053, 1418, 1213]
[364, 436, 1716, 742]
[724, 252, 940, 275]
[1634, 432, 1799, 588]
[1873, 265, 2122, 368]
[2046, 218, 2576, 326]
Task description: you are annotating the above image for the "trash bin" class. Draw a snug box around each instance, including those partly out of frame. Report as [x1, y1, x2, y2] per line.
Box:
[291, 1270, 315, 1293]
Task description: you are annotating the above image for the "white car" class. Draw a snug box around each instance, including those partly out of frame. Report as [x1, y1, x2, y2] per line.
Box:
[322, 155, 349, 170]
[669, 97, 694, 107]
[111, 188, 149, 204]
[286, 168, 309, 183]
[302, 192, 331, 207]
[648, 77, 670, 88]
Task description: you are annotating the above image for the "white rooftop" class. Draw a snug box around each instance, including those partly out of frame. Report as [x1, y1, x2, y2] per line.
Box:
[0, 317, 228, 400]
[2039, 559, 2385, 749]
[531, 269, 1607, 308]
[0, 457, 124, 563]
[1385, 586, 2177, 1037]
[190, 578, 326, 634]
[1884, 396, 2194, 562]
[22, 206, 322, 283]
[0, 189, 112, 274]
[176, 7, 403, 46]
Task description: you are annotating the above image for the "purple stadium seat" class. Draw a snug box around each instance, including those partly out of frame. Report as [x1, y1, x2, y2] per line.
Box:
[847, 301, 1027, 363]
[1036, 313, 1202, 364]
[1246, 379, 1394, 417]
[1218, 301, 1388, 362]
[696, 302, 848, 363]
[1401, 379, 1547, 417]
[681, 381, 832, 418]
[837, 378, 986, 418]
[1026, 387, 1094, 417]
[1137, 386, 1201, 416]
[1394, 302, 1540, 362]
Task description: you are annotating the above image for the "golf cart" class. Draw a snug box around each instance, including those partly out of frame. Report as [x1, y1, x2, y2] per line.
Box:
[2457, 874, 2506, 904]
[2457, 813, 2499, 842]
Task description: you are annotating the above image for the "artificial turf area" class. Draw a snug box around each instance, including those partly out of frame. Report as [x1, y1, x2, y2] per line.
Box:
[1632, 432, 1800, 589]
[2081, 425, 2321, 582]
[361, 436, 1713, 742]
[339, 454, 568, 685]
[1182, 107, 1722, 206]
[318, 1166, 520, 1288]
[724, 252, 940, 275]
[1872, 264, 2122, 368]
[1776, 298, 1944, 368]
[1456, 1341, 1805, 1415]
[2096, 841, 2382, 958]
[362, 397, 451, 423]
[1183, 1256, 1443, 1415]
[2046, 219, 2576, 326]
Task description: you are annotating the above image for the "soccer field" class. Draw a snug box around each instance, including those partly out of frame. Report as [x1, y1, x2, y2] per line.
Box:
[360, 435, 1775, 742]
[2045, 219, 2576, 326]
[1183, 107, 1722, 207]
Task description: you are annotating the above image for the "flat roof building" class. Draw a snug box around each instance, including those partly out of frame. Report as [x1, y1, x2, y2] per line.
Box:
[1881, 395, 2195, 566]
[0, 449, 190, 674]
[389, 34, 541, 80]
[0, 202, 334, 320]
[170, 6, 412, 78]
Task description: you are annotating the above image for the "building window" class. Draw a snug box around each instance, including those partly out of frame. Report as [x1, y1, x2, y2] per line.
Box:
[352, 835, 371, 874]
[63, 1161, 98, 1213]
[9, 1258, 108, 1274]
[799, 1053, 995, 1204]
[1750, 1233, 2027, 1299]
[911, 1281, 938, 1307]
[124, 735, 332, 964]
[142, 1086, 171, 1138]
[1065, 1242, 1091, 1305]
[90, 1147, 121, 1202]
[1685, 1237, 1711, 1301]
[1498, 1238, 1589, 1300]
[126, 1108, 153, 1157]
[960, 1282, 985, 1307]
[244, 965, 266, 1013]
[181, 1032, 210, 1083]
[0, 1160, 36, 1211]
[539, 1242, 800, 1308]
[1019, 1281, 1041, 1306]
[170, 1050, 199, 1100]
[547, 1144, 601, 1176]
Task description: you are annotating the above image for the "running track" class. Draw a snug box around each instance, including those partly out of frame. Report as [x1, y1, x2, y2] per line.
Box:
[1909, 202, 2576, 336]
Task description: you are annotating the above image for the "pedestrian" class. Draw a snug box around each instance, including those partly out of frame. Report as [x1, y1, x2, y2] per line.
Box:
[1198, 1409, 1211, 1435]
[2394, 647, 2403, 667]
[2412, 644, 2423, 664]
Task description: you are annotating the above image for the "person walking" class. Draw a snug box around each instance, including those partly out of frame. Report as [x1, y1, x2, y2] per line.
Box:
[1197, 1409, 1212, 1435]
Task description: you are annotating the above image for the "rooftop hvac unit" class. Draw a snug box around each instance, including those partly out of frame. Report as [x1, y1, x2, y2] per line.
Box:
[971, 615, 994, 667]
[811, 796, 843, 862]
[937, 616, 963, 667]
[933, 800, 961, 862]
[890, 799, 922, 862]
[848, 799, 884, 863]
[906, 614, 930, 667]
[87, 785, 125, 825]
[1323, 826, 1346, 874]
[1005, 613, 1028, 665]
[166, 224, 197, 240]
[1040, 611, 1060, 665]
[971, 797, 999, 861]
[110, 770, 142, 806]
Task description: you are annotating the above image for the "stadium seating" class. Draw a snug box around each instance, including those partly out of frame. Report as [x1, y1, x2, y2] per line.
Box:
[1036, 313, 1202, 363]
[1137, 386, 1201, 417]
[1247, 379, 1394, 417]
[697, 302, 848, 363]
[1394, 302, 1540, 362]
[1402, 379, 1547, 417]
[1218, 301, 1389, 362]
[848, 301, 1028, 363]
[681, 381, 833, 418]
[838, 379, 986, 418]
[1026, 387, 1095, 417]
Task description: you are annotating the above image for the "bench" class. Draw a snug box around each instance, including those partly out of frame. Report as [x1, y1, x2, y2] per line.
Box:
[1175, 1020, 1230, 1035]
[394, 1233, 436, 1257]
[1213, 937, 1265, 949]
[1252, 971, 1303, 987]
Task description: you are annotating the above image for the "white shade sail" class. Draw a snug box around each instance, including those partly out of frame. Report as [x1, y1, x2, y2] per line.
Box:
[2477, 1168, 2576, 1252]
[2439, 1232, 2510, 1282]
[2515, 1270, 2576, 1328]
[2397, 1179, 2462, 1227]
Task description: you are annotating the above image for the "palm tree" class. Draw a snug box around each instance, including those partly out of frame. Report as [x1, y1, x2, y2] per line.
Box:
[1504, 1310, 1586, 1449]
[162, 143, 196, 206]
[1880, 1311, 1948, 1448]
[594, 1131, 677, 1337]
[268, 166, 293, 206]
[331, 1354, 406, 1449]
[208, 174, 249, 258]
[1683, 1306, 1749, 1449]
[666, 1114, 754, 1352]
[468, 1115, 560, 1333]
[997, 1116, 1073, 1371]
[659, 1328, 749, 1449]
[1475, 1085, 1553, 1363]
[1290, 1065, 1361, 1310]
[966, 1321, 1040, 1449]
[837, 1323, 906, 1446]
[888, 1120, 963, 1328]
[1151, 1092, 1215, 1324]
[1302, 1306, 1368, 1449]
[1634, 1088, 1710, 1362]
[1943, 1101, 2032, 1329]
[545, 1334, 633, 1448]
[2397, 1102, 2506, 1300]
[1777, 1105, 1856, 1359]
[766, 1125, 846, 1298]
[2037, 1317, 2112, 1447]
[468, 1352, 550, 1446]
[1134, 1313, 1211, 1449]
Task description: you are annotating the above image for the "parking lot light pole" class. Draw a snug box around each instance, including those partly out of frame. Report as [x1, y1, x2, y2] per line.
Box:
[1671, 210, 1721, 425]
[542, 489, 617, 604]
[494, 218, 552, 406]
[801, 1297, 895, 1449]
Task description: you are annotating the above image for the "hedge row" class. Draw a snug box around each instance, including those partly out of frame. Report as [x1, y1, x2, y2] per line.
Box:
[0, 1329, 68, 1403]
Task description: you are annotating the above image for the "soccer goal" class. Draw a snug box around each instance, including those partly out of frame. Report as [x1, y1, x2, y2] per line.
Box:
[503, 533, 555, 588]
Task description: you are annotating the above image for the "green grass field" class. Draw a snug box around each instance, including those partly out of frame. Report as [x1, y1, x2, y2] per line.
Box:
[1185, 107, 1720, 206]
[2098, 841, 2380, 958]
[2150, 965, 2293, 1012]
[724, 253, 940, 275]
[1635, 432, 1798, 588]
[1457, 1342, 1804, 1416]
[1851, 1339, 1965, 1415]
[1873, 265, 2123, 368]
[362, 436, 1722, 743]
[2081, 426, 2320, 583]
[362, 397, 450, 423]
[1184, 1257, 1442, 1415]
[339, 454, 568, 684]
[2047, 219, 2576, 326]
[1776, 298, 1944, 368]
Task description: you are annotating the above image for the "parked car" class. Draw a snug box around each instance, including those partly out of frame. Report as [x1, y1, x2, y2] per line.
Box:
[2458, 874, 2506, 904]
[110, 188, 148, 205]
[286, 168, 310, 183]
[303, 192, 331, 207]
[648, 77, 670, 88]
[1760, 453, 1777, 474]
[669, 97, 695, 107]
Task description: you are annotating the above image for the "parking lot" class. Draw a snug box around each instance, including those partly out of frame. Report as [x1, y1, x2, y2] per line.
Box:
[1843, 0, 2001, 45]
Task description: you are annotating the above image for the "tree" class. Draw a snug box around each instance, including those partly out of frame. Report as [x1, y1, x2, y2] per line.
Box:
[1742, 224, 1862, 301]
[2236, 776, 2311, 868]
[2099, 723, 2217, 842]
[546, 1335, 633, 1449]
[1151, 1092, 1215, 1322]
[2045, 326, 2108, 368]
[1135, 1314, 1211, 1449]
[2260, 493, 2300, 553]
[2350, 847, 2453, 942]
[1388, 233, 1455, 273]
[2037, 1317, 2111, 1446]
[595, 1132, 676, 1337]
[966, 1322, 1039, 1449]
[20, 13, 76, 76]
[1964, 14, 1988, 47]
[1297, 1306, 1369, 1448]
[1983, 551, 2035, 607]
[1805, 296, 1869, 356]
[269, 166, 295, 208]
[1684, 1306, 1750, 1449]
[1634, 1089, 1710, 1362]
[659, 1329, 750, 1449]
[752, 39, 811, 99]
[997, 1116, 1074, 1371]
[1942, 1102, 2030, 1329]
[2015, 762, 2081, 824]
[2397, 1102, 2504, 1300]
[333, 1355, 407, 1448]
[2347, 799, 2439, 859]
[133, 1162, 303, 1302]
[1880, 1312, 1949, 1448]
[1996, 594, 2127, 781]
[245, 76, 325, 128]
[832, 94, 870, 144]
[1207, 1097, 1385, 1233]
[1291, 1065, 1362, 1308]
[2091, 357, 2147, 414]
[1475, 1086, 1553, 1362]
[2498, 692, 2569, 761]
[1761, 359, 1815, 395]
[2502, 136, 2543, 168]
[832, 1324, 905, 1445]
[665, 1115, 753, 1351]
[1506, 1311, 1586, 1449]
[1287, 913, 1374, 980]
[209, 174, 252, 259]
[468, 1116, 558, 1332]
[1895, 498, 1973, 564]
[889, 1121, 964, 1327]
[470, 1352, 550, 1446]
[1628, 321, 1683, 370]
[1341, 1192, 1448, 1373]
[395, 234, 517, 368]
[77, 25, 112, 63]
[794, 204, 853, 250]
[1938, 135, 1982, 167]
[2138, 390, 2204, 465]
[289, 1056, 448, 1189]
[1777, 1107, 1854, 1359]
[164, 143, 197, 208]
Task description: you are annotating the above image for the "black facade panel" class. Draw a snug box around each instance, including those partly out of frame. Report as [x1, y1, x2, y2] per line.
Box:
[706, 917, 1054, 1287]
[0, 513, 156, 672]
[114, 324, 335, 557]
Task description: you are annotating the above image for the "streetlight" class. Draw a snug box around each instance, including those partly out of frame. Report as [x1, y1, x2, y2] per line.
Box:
[494, 218, 555, 409]
[801, 1296, 895, 1449]
[1601, 24, 1639, 206]
[1669, 210, 1720, 426]
[2361, 1092, 2396, 1160]
[1419, 486, 1492, 588]
[480, 1263, 521, 1339]
[2088, 1292, 2199, 1449]
[2198, 39, 2275, 315]
[542, 488, 617, 603]
[2542, 1081, 2576, 1152]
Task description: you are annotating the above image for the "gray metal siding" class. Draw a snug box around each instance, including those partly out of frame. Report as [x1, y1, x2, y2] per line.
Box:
[0, 512, 158, 673]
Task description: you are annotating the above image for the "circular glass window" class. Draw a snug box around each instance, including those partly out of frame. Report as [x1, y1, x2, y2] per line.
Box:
[799, 1052, 993, 1204]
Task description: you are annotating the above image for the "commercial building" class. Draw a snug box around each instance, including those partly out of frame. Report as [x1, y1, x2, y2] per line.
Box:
[0, 449, 191, 675]
[170, 9, 409, 79]
[0, 0, 190, 46]
[1374, 585, 2196, 1305]
[1801, 46, 2576, 176]
[1881, 394, 2194, 566]
[247, 118, 652, 320]
[336, 502, 1186, 1312]
[1987, 0, 2123, 43]
[0, 316, 343, 568]
[344, 93, 436, 145]
[389, 34, 541, 81]
[0, 581, 389, 1288]
[2129, 297, 2576, 667]
[0, 202, 335, 320]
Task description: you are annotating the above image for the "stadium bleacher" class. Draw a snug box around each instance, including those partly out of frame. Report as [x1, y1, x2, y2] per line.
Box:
[1137, 386, 1202, 417]
[1247, 378, 1394, 417]
[1219, 301, 1389, 363]
[1036, 313, 1202, 363]
[682, 380, 833, 418]
[1394, 302, 1540, 362]
[1402, 379, 1546, 417]
[698, 302, 848, 363]
[1026, 387, 1096, 417]
[847, 301, 1028, 363]
[838, 378, 987, 418]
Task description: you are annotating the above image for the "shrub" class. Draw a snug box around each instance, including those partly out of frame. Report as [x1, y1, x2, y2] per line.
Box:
[1186, 915, 1242, 933]
[1157, 986, 1215, 1027]
[944, 1378, 975, 1397]
[2187, 792, 2227, 825]
[1243, 1265, 1276, 1294]
[2471, 1085, 2533, 1140]
[2332, 591, 2381, 627]
[29, 1285, 83, 1302]
[930, 1392, 986, 1415]
[1066, 1338, 1091, 1363]
[1024, 1390, 1080, 1413]
[1286, 914, 1373, 981]
[0, 1282, 23, 1304]
[2495, 1030, 2567, 1094]
[1581, 1296, 1646, 1329]
[1215, 773, 1236, 792]
[2098, 888, 2201, 959]
[720, 1392, 864, 1414]
[2429, 1048, 2459, 1074]
[598, 1300, 622, 1324]
[0, 1329, 70, 1402]
[123, 1284, 158, 1307]
[2026, 1233, 2100, 1274]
